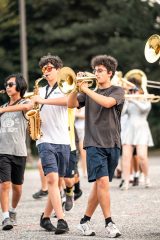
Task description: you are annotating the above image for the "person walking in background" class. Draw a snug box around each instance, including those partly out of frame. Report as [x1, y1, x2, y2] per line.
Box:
[0, 73, 33, 230]
[75, 107, 87, 177]
[64, 108, 79, 212]
[68, 54, 124, 238]
[32, 54, 70, 234]
[120, 78, 154, 190]
[32, 159, 48, 199]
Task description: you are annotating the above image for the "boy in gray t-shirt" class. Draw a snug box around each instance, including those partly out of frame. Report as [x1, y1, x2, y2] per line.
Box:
[68, 55, 124, 238]
[0, 73, 33, 230]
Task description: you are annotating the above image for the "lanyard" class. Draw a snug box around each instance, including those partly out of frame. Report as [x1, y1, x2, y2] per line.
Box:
[40, 83, 58, 111]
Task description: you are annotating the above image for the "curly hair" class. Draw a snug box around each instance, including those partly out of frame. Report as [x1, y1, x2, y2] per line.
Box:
[91, 55, 118, 79]
[39, 53, 63, 69]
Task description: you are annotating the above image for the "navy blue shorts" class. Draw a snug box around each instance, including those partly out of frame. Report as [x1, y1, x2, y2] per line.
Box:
[37, 143, 70, 177]
[86, 146, 120, 182]
[0, 154, 26, 185]
[65, 150, 78, 178]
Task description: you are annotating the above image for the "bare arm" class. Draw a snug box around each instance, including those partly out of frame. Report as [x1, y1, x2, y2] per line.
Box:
[67, 92, 79, 108]
[0, 102, 33, 113]
[32, 95, 68, 106]
[80, 85, 116, 108]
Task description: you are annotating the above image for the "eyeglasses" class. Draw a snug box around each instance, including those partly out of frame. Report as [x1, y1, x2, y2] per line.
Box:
[42, 65, 55, 73]
[92, 69, 107, 74]
[4, 82, 16, 88]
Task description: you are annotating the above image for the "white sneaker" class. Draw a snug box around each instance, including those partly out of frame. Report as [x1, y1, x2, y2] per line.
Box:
[105, 222, 121, 238]
[77, 221, 95, 236]
[139, 173, 145, 185]
[145, 177, 151, 188]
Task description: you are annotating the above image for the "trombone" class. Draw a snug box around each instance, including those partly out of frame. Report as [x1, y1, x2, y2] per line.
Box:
[124, 69, 160, 92]
[125, 94, 160, 103]
[144, 34, 160, 63]
[57, 67, 98, 94]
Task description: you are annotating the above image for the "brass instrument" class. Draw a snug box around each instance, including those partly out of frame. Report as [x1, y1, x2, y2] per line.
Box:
[124, 69, 160, 91]
[124, 69, 148, 94]
[144, 34, 160, 63]
[0, 90, 6, 94]
[57, 67, 98, 94]
[111, 71, 136, 90]
[125, 94, 160, 103]
[25, 77, 45, 140]
[23, 92, 34, 99]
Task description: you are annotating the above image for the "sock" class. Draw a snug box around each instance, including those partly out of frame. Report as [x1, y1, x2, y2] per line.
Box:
[10, 207, 16, 213]
[66, 186, 73, 196]
[134, 172, 139, 178]
[80, 215, 91, 224]
[74, 182, 80, 193]
[2, 212, 9, 220]
[105, 217, 113, 226]
[129, 174, 133, 181]
[42, 189, 48, 193]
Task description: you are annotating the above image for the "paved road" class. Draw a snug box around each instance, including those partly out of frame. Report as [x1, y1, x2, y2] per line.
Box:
[0, 154, 160, 240]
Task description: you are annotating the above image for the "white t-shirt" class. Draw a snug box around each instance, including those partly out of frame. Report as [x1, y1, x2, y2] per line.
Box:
[36, 85, 70, 145]
[75, 107, 85, 129]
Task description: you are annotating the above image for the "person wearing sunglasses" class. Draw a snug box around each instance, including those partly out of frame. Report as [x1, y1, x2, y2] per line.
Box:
[0, 73, 33, 230]
[32, 54, 70, 234]
[68, 55, 124, 238]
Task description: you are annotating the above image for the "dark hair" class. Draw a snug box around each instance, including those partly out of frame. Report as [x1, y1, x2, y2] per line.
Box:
[91, 55, 118, 79]
[39, 53, 63, 69]
[128, 77, 144, 94]
[5, 73, 27, 98]
[128, 77, 142, 89]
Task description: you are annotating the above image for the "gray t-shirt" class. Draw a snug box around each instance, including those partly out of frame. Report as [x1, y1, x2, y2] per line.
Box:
[0, 99, 28, 156]
[77, 85, 125, 149]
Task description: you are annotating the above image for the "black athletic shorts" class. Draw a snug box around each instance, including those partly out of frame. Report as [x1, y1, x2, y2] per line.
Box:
[0, 154, 26, 185]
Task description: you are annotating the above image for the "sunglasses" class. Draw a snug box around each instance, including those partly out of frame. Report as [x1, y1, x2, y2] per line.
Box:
[4, 82, 16, 88]
[42, 65, 55, 73]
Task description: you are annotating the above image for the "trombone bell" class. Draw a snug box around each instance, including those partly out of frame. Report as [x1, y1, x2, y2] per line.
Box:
[144, 34, 160, 63]
[124, 69, 148, 94]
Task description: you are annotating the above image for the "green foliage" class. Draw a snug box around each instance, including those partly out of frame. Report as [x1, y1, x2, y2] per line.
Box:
[0, 0, 160, 147]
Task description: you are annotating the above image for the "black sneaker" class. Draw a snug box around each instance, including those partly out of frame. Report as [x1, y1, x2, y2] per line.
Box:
[32, 189, 48, 199]
[2, 218, 13, 231]
[133, 177, 139, 186]
[40, 213, 56, 232]
[119, 180, 124, 188]
[74, 189, 83, 201]
[55, 219, 69, 234]
[65, 194, 74, 211]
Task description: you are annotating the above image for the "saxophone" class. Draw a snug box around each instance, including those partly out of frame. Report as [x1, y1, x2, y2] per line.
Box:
[26, 77, 45, 140]
[0, 90, 6, 94]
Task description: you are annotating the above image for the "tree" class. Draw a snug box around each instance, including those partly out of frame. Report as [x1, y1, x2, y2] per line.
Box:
[0, 0, 160, 147]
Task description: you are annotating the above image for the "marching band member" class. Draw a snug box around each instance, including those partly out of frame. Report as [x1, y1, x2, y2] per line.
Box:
[68, 54, 124, 238]
[120, 78, 154, 190]
[75, 107, 87, 177]
[0, 73, 32, 230]
[32, 54, 70, 234]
